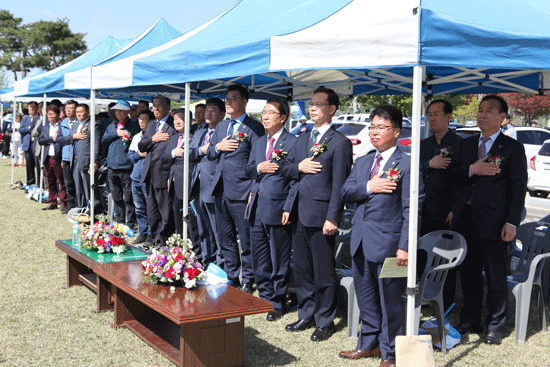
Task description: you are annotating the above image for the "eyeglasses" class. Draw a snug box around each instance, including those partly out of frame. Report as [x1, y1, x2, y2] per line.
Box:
[370, 125, 394, 132]
[308, 102, 330, 109]
[225, 97, 243, 103]
[261, 111, 281, 117]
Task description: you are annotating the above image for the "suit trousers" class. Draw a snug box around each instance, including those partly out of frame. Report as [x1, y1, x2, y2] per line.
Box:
[62, 161, 76, 209]
[250, 221, 292, 310]
[171, 190, 199, 253]
[292, 221, 338, 328]
[146, 182, 173, 240]
[215, 197, 253, 286]
[456, 204, 508, 331]
[44, 156, 67, 205]
[74, 167, 90, 208]
[194, 196, 221, 267]
[24, 150, 36, 185]
[353, 245, 406, 361]
[108, 168, 136, 228]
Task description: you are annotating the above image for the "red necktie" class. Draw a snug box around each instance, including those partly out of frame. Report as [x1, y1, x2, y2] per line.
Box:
[370, 154, 383, 179]
[266, 136, 275, 161]
[204, 130, 212, 145]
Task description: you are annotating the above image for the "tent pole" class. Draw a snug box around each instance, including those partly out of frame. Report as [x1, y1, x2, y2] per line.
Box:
[406, 65, 425, 336]
[10, 97, 16, 184]
[38, 94, 47, 203]
[90, 90, 96, 221]
[182, 83, 191, 242]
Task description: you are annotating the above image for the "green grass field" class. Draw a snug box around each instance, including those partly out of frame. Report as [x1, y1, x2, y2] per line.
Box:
[0, 159, 549, 366]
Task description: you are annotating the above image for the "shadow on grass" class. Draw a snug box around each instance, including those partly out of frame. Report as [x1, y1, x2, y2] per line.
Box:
[244, 327, 298, 366]
[442, 339, 483, 367]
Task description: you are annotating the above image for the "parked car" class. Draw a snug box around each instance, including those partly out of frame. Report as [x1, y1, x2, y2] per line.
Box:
[527, 139, 550, 198]
[337, 121, 374, 162]
[456, 126, 550, 166]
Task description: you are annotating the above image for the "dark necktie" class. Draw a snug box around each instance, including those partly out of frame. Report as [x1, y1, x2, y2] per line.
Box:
[370, 153, 383, 179]
[478, 137, 490, 159]
[307, 130, 319, 158]
[156, 120, 161, 132]
[266, 136, 275, 161]
[227, 120, 237, 138]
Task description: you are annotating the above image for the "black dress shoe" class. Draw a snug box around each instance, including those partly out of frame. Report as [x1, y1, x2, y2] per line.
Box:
[133, 233, 148, 244]
[310, 324, 334, 342]
[484, 330, 502, 345]
[42, 204, 58, 210]
[285, 318, 315, 332]
[266, 309, 285, 321]
[456, 323, 483, 334]
[241, 283, 253, 294]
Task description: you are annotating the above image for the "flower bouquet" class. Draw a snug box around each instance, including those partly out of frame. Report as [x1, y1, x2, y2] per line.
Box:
[122, 134, 131, 145]
[310, 141, 328, 157]
[80, 221, 129, 254]
[236, 132, 248, 142]
[142, 234, 205, 289]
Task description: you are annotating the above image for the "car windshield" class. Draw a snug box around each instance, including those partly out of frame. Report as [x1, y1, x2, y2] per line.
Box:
[337, 124, 366, 136]
[539, 142, 550, 156]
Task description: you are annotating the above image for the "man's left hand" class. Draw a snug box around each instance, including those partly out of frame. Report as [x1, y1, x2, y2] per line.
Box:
[501, 223, 516, 242]
[396, 249, 408, 267]
[322, 219, 338, 236]
[117, 129, 129, 137]
[173, 146, 184, 157]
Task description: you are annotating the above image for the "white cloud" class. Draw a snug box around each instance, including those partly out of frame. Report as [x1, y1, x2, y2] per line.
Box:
[34, 9, 58, 20]
[92, 11, 117, 24]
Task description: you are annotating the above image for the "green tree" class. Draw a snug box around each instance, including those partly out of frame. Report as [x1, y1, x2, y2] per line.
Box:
[0, 68, 8, 89]
[0, 10, 31, 80]
[454, 94, 480, 123]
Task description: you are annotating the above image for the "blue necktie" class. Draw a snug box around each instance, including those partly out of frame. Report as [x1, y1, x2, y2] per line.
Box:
[227, 120, 237, 138]
[156, 120, 161, 132]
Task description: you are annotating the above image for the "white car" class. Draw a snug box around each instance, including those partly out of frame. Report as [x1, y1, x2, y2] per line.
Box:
[527, 139, 550, 198]
[337, 121, 375, 162]
[456, 126, 550, 167]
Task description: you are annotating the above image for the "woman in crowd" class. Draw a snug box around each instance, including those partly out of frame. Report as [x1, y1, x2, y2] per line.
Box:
[11, 113, 24, 167]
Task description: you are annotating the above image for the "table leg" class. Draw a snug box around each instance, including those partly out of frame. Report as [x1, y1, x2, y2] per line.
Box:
[66, 255, 90, 288]
[96, 275, 114, 312]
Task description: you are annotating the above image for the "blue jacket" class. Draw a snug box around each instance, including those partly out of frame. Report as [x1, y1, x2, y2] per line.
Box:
[102, 119, 140, 170]
[2, 114, 13, 133]
[19, 114, 40, 152]
[38, 122, 64, 165]
[59, 117, 78, 162]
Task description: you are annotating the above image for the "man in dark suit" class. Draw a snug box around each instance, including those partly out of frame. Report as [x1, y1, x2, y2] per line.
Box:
[138, 95, 176, 246]
[162, 109, 197, 241]
[339, 106, 423, 367]
[281, 87, 353, 342]
[449, 95, 527, 345]
[246, 99, 297, 321]
[38, 105, 67, 211]
[419, 100, 462, 309]
[19, 101, 40, 185]
[189, 98, 225, 268]
[206, 84, 265, 293]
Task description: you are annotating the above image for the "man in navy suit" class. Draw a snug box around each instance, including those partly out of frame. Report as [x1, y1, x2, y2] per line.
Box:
[139, 95, 176, 246]
[189, 98, 225, 268]
[19, 101, 40, 185]
[38, 105, 67, 211]
[281, 87, 353, 342]
[339, 106, 423, 367]
[246, 99, 297, 321]
[448, 95, 527, 345]
[207, 84, 265, 293]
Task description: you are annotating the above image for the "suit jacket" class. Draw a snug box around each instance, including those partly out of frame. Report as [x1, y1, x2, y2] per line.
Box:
[206, 115, 265, 201]
[38, 123, 64, 165]
[419, 129, 462, 221]
[450, 132, 527, 239]
[245, 129, 297, 226]
[19, 114, 40, 152]
[191, 126, 218, 204]
[62, 118, 100, 171]
[281, 126, 353, 228]
[138, 116, 176, 188]
[341, 148, 424, 263]
[162, 132, 201, 200]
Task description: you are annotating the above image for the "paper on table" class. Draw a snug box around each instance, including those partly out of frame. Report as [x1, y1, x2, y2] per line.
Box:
[379, 257, 408, 278]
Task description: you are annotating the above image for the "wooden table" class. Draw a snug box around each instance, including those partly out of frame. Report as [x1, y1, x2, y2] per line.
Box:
[94, 261, 273, 367]
[55, 240, 149, 312]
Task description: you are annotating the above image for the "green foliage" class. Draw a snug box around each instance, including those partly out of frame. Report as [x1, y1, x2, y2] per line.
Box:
[454, 95, 480, 123]
[0, 68, 8, 89]
[0, 10, 86, 80]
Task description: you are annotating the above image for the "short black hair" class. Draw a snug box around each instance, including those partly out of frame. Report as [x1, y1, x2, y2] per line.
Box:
[46, 105, 60, 115]
[65, 99, 77, 107]
[173, 108, 192, 121]
[313, 87, 339, 110]
[370, 105, 403, 129]
[206, 98, 226, 113]
[481, 95, 508, 115]
[227, 84, 249, 101]
[28, 101, 38, 108]
[138, 100, 149, 107]
[267, 98, 290, 122]
[427, 99, 452, 115]
[153, 95, 171, 108]
[50, 99, 62, 107]
[195, 103, 206, 110]
[108, 102, 116, 109]
[76, 103, 90, 112]
[139, 110, 155, 120]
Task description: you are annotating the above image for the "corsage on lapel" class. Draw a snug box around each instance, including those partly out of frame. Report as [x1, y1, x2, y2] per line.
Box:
[310, 141, 328, 157]
[236, 132, 248, 142]
[439, 147, 453, 157]
[384, 167, 402, 182]
[271, 149, 288, 161]
[487, 154, 504, 166]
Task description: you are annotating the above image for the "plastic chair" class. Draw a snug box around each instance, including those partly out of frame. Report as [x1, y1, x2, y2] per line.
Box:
[413, 230, 467, 353]
[507, 222, 550, 343]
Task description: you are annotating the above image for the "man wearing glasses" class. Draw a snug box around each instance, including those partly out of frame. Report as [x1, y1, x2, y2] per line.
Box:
[340, 106, 424, 367]
[207, 84, 265, 294]
[281, 87, 353, 342]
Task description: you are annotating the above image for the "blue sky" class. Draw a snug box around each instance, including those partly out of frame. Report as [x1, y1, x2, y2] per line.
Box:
[3, 0, 238, 84]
